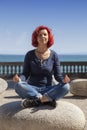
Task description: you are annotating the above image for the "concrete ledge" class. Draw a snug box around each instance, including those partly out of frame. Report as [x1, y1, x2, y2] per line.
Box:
[70, 79, 87, 96]
[0, 100, 86, 130]
[0, 78, 8, 94]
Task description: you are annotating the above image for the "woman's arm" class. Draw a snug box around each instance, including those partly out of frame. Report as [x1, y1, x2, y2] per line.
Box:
[22, 52, 31, 79]
[53, 52, 70, 83]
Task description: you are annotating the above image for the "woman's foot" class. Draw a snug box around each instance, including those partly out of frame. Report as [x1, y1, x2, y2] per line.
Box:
[21, 96, 57, 108]
[21, 98, 41, 108]
[40, 95, 49, 102]
[40, 95, 57, 108]
[43, 100, 57, 108]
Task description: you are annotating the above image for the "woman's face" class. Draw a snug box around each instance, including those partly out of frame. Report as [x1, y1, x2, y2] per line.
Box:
[37, 29, 49, 46]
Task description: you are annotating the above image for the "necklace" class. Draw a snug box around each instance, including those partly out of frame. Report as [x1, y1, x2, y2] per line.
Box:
[35, 49, 51, 61]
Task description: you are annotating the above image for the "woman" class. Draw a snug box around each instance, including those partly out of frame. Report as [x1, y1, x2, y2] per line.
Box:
[13, 25, 70, 108]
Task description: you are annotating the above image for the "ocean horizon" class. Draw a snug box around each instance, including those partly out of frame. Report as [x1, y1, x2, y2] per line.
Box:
[0, 54, 87, 62]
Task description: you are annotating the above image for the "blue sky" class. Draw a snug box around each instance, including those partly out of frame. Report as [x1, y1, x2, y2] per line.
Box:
[0, 0, 87, 54]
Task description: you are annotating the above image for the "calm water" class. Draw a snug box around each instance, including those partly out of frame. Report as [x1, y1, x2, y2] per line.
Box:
[0, 54, 87, 62]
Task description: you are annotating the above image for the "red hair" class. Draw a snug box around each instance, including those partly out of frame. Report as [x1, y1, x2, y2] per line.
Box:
[32, 25, 54, 48]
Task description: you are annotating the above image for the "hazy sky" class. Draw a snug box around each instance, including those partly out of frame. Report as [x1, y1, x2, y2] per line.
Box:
[0, 0, 87, 54]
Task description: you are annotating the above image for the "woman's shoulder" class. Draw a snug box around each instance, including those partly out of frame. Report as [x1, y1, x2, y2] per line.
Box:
[25, 49, 35, 56]
[50, 49, 60, 62]
[24, 49, 35, 59]
[50, 49, 59, 57]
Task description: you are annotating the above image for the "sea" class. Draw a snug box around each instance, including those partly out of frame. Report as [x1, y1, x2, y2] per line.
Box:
[0, 54, 87, 62]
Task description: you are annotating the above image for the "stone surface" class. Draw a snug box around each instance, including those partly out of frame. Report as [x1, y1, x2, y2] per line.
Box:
[0, 96, 86, 130]
[0, 80, 86, 130]
[0, 78, 8, 94]
[70, 79, 87, 97]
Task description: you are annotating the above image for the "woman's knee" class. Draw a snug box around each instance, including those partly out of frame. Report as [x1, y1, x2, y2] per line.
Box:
[62, 83, 70, 94]
[14, 82, 22, 92]
[14, 82, 27, 98]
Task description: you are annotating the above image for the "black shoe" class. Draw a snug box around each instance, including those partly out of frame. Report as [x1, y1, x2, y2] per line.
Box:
[50, 100, 57, 107]
[43, 100, 57, 108]
[21, 98, 41, 108]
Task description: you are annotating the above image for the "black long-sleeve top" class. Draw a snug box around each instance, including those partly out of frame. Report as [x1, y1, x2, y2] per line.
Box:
[22, 49, 63, 87]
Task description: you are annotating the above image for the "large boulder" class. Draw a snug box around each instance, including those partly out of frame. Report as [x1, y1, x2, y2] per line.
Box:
[70, 79, 87, 96]
[0, 100, 86, 130]
[0, 78, 8, 94]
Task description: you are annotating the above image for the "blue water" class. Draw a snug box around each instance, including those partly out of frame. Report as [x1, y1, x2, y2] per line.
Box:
[0, 54, 25, 62]
[59, 54, 87, 62]
[0, 54, 87, 62]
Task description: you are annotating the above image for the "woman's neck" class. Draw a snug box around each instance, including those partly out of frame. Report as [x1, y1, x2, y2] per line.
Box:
[36, 46, 48, 54]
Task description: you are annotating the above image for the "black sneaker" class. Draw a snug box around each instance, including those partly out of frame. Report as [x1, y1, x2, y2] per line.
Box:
[43, 100, 57, 108]
[21, 98, 41, 108]
[50, 100, 57, 108]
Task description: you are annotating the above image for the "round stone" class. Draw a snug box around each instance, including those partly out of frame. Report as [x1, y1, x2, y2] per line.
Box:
[70, 79, 87, 96]
[0, 100, 85, 130]
[0, 78, 8, 94]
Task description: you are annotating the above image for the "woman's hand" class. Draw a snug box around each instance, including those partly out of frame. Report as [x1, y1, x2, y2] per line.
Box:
[62, 74, 70, 83]
[13, 74, 21, 82]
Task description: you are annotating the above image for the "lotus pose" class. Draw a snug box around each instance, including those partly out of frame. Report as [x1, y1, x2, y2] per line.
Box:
[13, 25, 70, 108]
